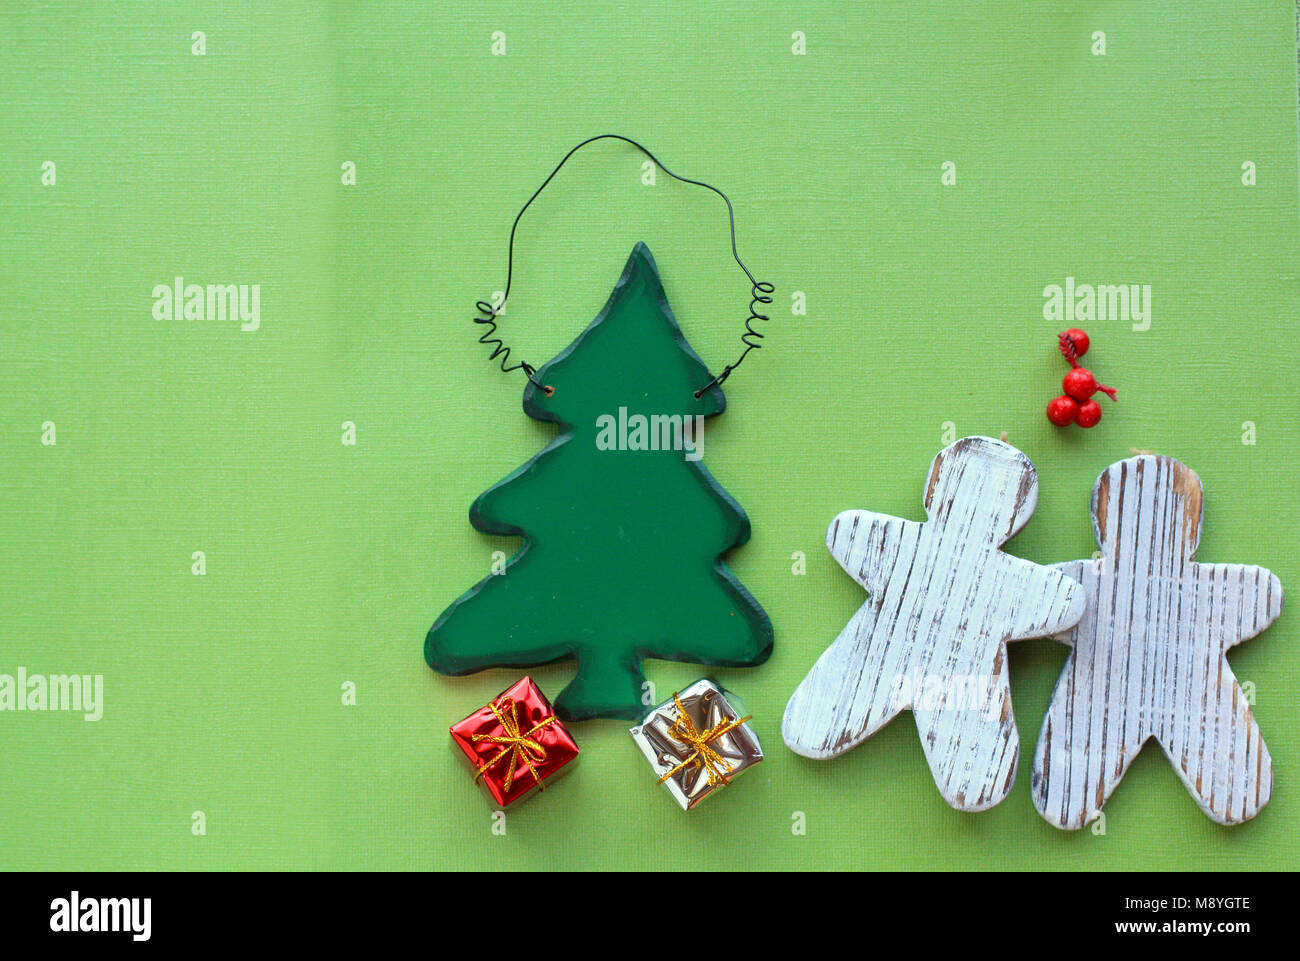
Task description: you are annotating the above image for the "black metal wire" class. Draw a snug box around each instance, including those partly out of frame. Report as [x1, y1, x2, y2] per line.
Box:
[472, 134, 772, 398]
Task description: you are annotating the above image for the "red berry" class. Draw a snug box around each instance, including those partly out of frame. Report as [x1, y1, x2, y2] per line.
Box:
[1063, 367, 1097, 401]
[1075, 399, 1102, 428]
[1063, 328, 1089, 358]
[1046, 395, 1079, 426]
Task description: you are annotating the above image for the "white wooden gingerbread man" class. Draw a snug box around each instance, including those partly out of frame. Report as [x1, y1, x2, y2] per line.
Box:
[783, 436, 1085, 811]
[1032, 454, 1283, 828]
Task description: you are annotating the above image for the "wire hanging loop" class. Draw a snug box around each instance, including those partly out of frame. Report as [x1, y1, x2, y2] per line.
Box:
[472, 134, 772, 400]
[473, 298, 550, 395]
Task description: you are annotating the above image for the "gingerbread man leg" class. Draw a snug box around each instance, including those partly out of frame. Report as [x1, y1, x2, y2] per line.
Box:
[1157, 672, 1272, 826]
[1031, 648, 1146, 830]
[912, 650, 1019, 811]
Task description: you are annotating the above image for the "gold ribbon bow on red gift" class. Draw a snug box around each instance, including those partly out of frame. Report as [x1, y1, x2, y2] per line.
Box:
[472, 696, 558, 793]
[659, 692, 752, 788]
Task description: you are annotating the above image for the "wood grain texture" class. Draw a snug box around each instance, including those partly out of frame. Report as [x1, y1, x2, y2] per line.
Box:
[783, 436, 1085, 811]
[1032, 455, 1283, 828]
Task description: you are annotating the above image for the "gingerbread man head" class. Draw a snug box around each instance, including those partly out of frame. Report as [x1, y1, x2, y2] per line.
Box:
[1091, 455, 1204, 565]
[923, 436, 1039, 547]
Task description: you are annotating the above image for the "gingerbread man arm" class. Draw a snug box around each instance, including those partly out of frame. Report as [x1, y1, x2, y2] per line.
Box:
[998, 555, 1086, 643]
[825, 510, 924, 595]
[1196, 563, 1283, 648]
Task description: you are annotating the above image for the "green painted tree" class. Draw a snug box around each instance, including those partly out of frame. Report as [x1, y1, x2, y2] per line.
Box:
[427, 243, 773, 720]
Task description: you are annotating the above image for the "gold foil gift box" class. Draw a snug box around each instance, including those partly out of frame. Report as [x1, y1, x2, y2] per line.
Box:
[629, 678, 763, 810]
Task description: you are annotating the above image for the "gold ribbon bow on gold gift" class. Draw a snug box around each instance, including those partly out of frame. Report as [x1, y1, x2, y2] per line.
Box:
[472, 696, 557, 793]
[659, 692, 752, 788]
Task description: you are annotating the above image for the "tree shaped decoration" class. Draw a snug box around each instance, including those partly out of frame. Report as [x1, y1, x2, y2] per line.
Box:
[1032, 454, 1283, 828]
[427, 243, 773, 721]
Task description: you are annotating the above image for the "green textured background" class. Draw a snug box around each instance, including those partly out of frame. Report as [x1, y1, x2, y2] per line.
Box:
[2, 2, 1298, 871]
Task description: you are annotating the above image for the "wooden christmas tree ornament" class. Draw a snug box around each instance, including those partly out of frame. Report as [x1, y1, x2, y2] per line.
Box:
[427, 244, 773, 721]
[782, 436, 1086, 811]
[1032, 454, 1283, 828]
[432, 136, 777, 723]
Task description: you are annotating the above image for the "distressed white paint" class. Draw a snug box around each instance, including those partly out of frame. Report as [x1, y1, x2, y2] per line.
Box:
[1032, 455, 1282, 828]
[783, 436, 1085, 811]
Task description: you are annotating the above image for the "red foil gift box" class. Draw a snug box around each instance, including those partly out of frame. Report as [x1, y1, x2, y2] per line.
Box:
[449, 677, 579, 806]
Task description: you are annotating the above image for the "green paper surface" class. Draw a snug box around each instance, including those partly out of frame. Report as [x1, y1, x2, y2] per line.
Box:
[0, 2, 1298, 870]
[427, 243, 772, 720]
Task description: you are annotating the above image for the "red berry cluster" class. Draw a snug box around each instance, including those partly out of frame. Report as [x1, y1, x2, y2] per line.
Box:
[1046, 329, 1117, 428]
